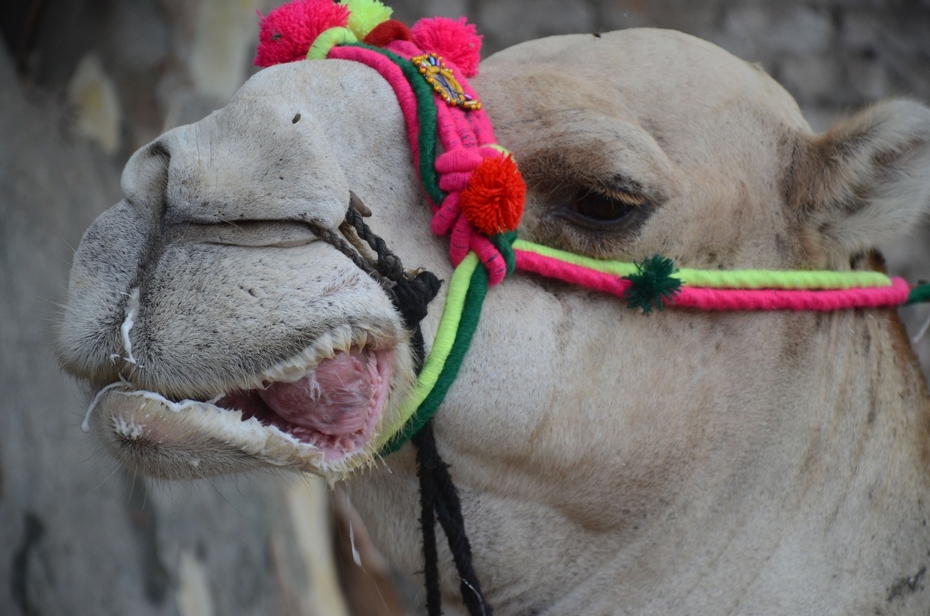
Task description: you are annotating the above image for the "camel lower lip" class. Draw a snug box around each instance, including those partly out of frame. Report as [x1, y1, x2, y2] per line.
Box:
[86, 340, 400, 476]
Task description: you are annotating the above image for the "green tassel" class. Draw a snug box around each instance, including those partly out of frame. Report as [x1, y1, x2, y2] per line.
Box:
[624, 254, 681, 314]
[906, 282, 930, 306]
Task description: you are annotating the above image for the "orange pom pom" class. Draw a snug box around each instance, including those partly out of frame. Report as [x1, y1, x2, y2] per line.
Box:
[459, 154, 525, 235]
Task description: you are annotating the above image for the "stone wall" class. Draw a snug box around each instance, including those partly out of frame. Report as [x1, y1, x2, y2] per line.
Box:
[7, 1, 929, 147]
[390, 0, 930, 133]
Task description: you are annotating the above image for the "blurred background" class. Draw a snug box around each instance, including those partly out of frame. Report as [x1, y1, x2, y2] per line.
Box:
[2, 1, 930, 614]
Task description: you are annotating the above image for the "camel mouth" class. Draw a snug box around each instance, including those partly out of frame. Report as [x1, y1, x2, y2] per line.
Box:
[214, 345, 394, 461]
[88, 325, 411, 479]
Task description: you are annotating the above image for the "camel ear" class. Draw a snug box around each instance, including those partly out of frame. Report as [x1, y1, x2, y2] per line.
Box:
[789, 99, 930, 258]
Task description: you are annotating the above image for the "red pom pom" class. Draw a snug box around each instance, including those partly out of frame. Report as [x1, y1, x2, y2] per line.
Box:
[363, 19, 413, 47]
[411, 17, 482, 77]
[459, 154, 525, 235]
[255, 0, 350, 67]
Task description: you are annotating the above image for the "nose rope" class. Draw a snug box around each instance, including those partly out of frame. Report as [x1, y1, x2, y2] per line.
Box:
[343, 196, 406, 281]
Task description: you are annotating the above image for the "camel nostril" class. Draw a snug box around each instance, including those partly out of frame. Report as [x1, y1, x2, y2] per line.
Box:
[120, 139, 172, 212]
[147, 142, 171, 163]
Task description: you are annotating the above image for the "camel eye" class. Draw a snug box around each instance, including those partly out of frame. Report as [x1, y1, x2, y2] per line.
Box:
[564, 189, 643, 229]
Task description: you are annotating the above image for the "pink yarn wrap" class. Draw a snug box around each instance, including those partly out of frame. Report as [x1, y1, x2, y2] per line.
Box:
[329, 39, 510, 284]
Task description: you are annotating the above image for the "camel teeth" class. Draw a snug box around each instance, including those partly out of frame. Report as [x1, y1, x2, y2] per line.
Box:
[332, 327, 352, 354]
[270, 364, 309, 384]
[240, 324, 387, 391]
[316, 332, 336, 358]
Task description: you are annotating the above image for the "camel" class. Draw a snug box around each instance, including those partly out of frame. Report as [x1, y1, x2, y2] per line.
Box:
[59, 27, 930, 615]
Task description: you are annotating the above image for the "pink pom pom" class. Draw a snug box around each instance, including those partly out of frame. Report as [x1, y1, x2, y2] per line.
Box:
[255, 0, 350, 67]
[411, 17, 482, 77]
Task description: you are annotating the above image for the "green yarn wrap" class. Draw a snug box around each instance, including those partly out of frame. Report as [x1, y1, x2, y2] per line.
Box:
[345, 43, 444, 205]
[623, 255, 682, 313]
[491, 231, 518, 276]
[380, 263, 489, 454]
[308, 27, 358, 60]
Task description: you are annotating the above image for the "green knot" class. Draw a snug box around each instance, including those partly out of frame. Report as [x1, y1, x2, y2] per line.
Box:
[490, 231, 518, 277]
[623, 254, 681, 313]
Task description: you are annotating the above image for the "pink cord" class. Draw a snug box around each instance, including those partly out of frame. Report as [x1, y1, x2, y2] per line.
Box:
[516, 250, 633, 298]
[471, 235, 508, 285]
[515, 249, 911, 311]
[674, 278, 910, 311]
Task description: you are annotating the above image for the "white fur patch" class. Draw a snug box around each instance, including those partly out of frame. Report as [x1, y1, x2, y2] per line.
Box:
[120, 287, 140, 365]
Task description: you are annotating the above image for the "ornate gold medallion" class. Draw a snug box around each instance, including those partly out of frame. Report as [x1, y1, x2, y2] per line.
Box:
[411, 53, 482, 111]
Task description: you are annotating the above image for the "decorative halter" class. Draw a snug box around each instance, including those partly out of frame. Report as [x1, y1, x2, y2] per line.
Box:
[254, 2, 930, 613]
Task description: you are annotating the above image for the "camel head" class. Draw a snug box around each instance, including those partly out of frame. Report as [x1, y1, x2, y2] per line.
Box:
[60, 21, 930, 614]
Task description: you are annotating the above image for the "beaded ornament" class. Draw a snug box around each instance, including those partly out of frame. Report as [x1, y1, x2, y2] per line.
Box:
[411, 53, 481, 110]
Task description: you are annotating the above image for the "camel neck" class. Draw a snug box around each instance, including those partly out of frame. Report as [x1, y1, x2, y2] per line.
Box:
[563, 310, 930, 615]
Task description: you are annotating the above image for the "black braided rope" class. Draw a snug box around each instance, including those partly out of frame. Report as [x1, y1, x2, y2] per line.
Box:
[414, 424, 444, 616]
[309, 222, 380, 278]
[414, 422, 491, 616]
[344, 201, 405, 281]
[335, 197, 491, 616]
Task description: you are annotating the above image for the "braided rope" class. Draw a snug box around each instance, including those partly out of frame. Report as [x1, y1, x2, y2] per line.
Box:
[413, 424, 442, 616]
[414, 422, 490, 616]
[344, 205, 405, 280]
[308, 222, 381, 278]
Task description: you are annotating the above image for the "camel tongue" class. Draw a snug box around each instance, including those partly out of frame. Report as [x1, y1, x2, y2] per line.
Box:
[258, 349, 373, 435]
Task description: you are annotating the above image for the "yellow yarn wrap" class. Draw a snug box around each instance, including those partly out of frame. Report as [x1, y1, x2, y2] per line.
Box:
[341, 0, 393, 40]
[513, 239, 893, 290]
[307, 27, 357, 60]
[374, 252, 479, 450]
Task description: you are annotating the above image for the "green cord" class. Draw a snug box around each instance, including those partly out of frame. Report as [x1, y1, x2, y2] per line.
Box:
[381, 263, 488, 454]
[375, 253, 479, 452]
[380, 258, 489, 455]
